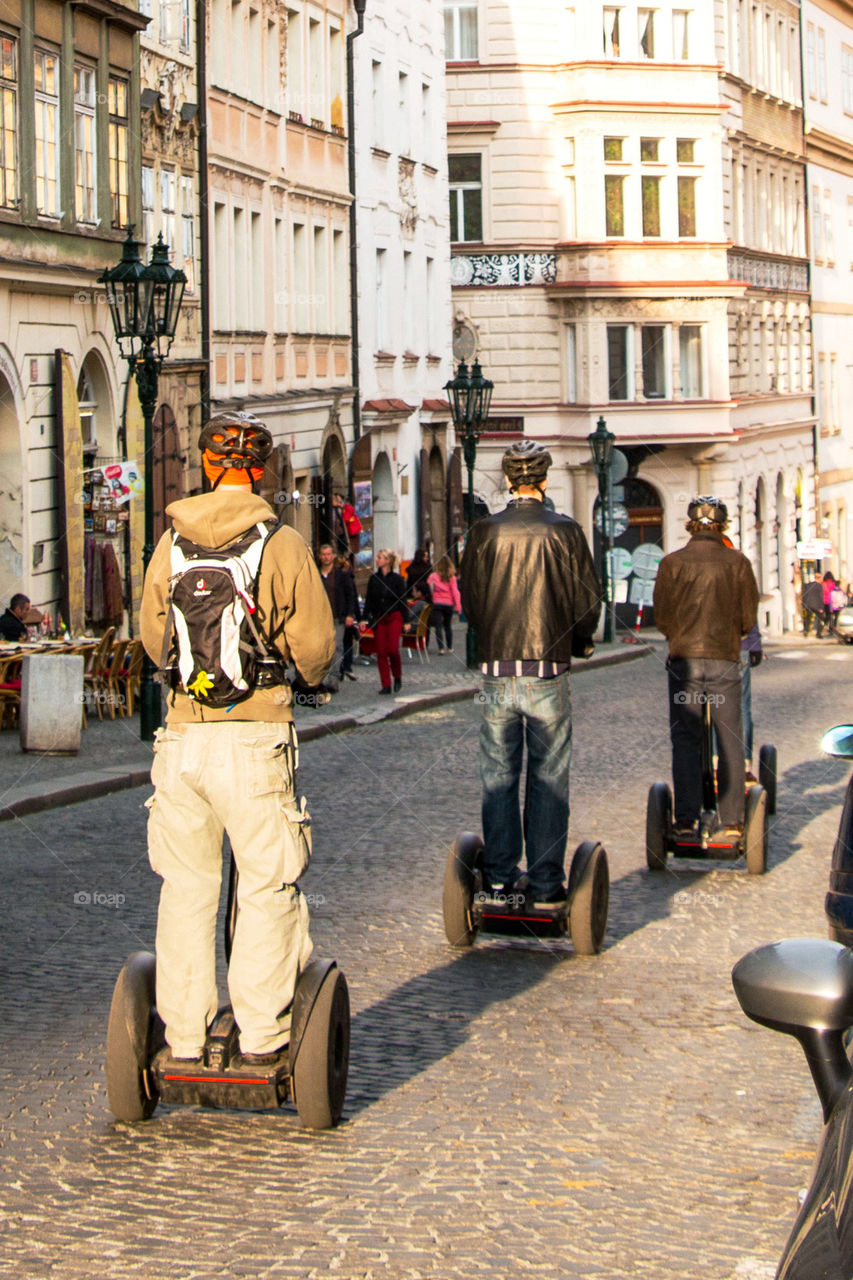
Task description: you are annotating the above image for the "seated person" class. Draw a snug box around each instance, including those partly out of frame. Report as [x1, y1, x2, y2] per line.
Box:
[0, 594, 31, 642]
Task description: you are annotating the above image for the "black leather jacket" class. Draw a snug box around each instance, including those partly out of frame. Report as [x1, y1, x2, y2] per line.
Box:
[653, 530, 759, 663]
[460, 500, 601, 663]
[364, 570, 412, 626]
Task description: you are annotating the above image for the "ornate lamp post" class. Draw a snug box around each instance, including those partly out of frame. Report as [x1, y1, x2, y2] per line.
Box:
[588, 415, 615, 644]
[444, 358, 494, 668]
[100, 229, 187, 741]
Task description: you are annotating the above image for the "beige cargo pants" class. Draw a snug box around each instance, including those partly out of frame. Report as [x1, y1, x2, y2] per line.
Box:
[146, 720, 313, 1058]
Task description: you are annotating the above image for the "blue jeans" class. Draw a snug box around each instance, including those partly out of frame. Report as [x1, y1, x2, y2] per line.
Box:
[739, 650, 753, 764]
[479, 673, 572, 898]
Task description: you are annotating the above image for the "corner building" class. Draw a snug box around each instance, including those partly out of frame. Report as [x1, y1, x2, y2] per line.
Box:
[446, 0, 816, 634]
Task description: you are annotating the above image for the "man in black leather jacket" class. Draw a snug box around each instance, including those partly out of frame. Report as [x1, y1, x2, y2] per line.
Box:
[653, 496, 759, 836]
[460, 441, 600, 905]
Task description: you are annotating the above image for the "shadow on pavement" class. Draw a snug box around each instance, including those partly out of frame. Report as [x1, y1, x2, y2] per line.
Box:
[345, 944, 564, 1116]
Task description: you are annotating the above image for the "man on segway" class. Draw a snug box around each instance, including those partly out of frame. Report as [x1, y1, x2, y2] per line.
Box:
[460, 440, 601, 907]
[653, 496, 759, 839]
[140, 412, 336, 1067]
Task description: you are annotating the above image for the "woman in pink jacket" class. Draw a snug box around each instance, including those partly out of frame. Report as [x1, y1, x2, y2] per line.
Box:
[427, 556, 462, 654]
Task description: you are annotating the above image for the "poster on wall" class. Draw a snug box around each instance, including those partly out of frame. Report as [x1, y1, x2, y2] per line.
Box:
[355, 525, 373, 570]
[353, 481, 372, 521]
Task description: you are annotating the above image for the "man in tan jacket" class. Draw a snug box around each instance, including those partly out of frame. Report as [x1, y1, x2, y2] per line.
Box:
[140, 412, 335, 1066]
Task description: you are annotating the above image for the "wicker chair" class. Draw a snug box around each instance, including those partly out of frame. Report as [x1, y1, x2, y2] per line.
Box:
[83, 627, 116, 720]
[0, 655, 22, 729]
[116, 639, 144, 717]
[101, 639, 129, 719]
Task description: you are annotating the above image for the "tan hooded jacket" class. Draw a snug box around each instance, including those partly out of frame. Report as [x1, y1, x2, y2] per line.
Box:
[140, 488, 336, 724]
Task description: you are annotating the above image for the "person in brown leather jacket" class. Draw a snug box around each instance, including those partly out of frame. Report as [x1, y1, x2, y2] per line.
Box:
[653, 496, 759, 835]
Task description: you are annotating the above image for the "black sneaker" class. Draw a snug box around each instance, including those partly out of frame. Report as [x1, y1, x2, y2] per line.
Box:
[673, 822, 698, 838]
[533, 886, 567, 907]
[239, 1046, 288, 1067]
[342, 670, 357, 681]
[378, 686, 392, 695]
[393, 677, 402, 692]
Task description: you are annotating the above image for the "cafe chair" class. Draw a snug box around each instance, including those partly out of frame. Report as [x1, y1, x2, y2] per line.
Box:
[0, 655, 22, 729]
[402, 604, 432, 664]
[116, 639, 144, 717]
[83, 627, 116, 720]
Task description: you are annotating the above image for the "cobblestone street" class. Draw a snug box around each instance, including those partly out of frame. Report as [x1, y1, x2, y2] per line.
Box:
[0, 642, 850, 1279]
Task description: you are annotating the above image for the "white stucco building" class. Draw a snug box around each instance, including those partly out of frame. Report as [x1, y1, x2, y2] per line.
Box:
[803, 0, 853, 587]
[351, 0, 455, 567]
[445, 0, 817, 633]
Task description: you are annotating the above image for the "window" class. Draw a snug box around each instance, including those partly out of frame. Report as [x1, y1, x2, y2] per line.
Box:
[603, 7, 621, 56]
[607, 325, 630, 399]
[314, 225, 328, 332]
[641, 327, 666, 398]
[813, 185, 823, 262]
[181, 175, 195, 292]
[402, 249, 413, 351]
[824, 188, 834, 264]
[818, 28, 827, 103]
[672, 9, 688, 60]
[638, 8, 654, 58]
[566, 324, 577, 402]
[74, 65, 96, 223]
[141, 165, 155, 249]
[34, 49, 59, 216]
[371, 61, 383, 147]
[444, 1, 478, 61]
[108, 76, 128, 228]
[807, 23, 816, 99]
[449, 154, 483, 241]
[676, 137, 695, 164]
[421, 82, 432, 165]
[844, 47, 853, 114]
[398, 72, 410, 157]
[603, 136, 623, 162]
[847, 196, 853, 269]
[605, 175, 624, 236]
[642, 176, 660, 236]
[678, 178, 696, 236]
[160, 168, 176, 258]
[375, 247, 386, 350]
[160, 0, 191, 51]
[679, 325, 702, 398]
[293, 221, 308, 331]
[0, 36, 17, 210]
[640, 137, 659, 162]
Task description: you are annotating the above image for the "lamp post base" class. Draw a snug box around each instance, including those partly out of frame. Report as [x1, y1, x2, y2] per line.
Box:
[139, 654, 161, 743]
[466, 623, 479, 671]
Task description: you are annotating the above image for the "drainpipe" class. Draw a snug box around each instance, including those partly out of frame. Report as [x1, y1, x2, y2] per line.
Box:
[197, 0, 211, 432]
[347, 0, 367, 446]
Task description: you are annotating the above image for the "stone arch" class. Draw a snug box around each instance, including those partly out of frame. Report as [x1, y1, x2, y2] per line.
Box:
[372, 451, 398, 559]
[755, 476, 767, 597]
[77, 348, 119, 460]
[319, 423, 348, 547]
[0, 367, 23, 604]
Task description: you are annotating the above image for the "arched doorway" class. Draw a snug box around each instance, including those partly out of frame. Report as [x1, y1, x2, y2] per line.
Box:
[593, 477, 663, 631]
[318, 430, 348, 549]
[755, 477, 766, 597]
[429, 446, 447, 559]
[372, 451, 397, 558]
[152, 404, 184, 542]
[0, 370, 22, 604]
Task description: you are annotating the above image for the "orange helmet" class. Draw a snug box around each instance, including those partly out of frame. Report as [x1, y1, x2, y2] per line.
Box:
[199, 413, 273, 487]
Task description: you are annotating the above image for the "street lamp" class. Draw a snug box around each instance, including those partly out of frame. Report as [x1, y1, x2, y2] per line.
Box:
[588, 415, 615, 644]
[100, 229, 187, 741]
[444, 358, 494, 667]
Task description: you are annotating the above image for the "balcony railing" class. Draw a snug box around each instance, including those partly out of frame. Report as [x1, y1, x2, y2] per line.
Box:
[450, 251, 557, 287]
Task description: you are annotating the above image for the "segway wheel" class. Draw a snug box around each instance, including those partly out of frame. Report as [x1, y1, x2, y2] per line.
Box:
[568, 841, 610, 956]
[442, 833, 483, 948]
[758, 744, 777, 816]
[744, 784, 768, 875]
[291, 968, 350, 1130]
[646, 782, 671, 871]
[105, 951, 159, 1122]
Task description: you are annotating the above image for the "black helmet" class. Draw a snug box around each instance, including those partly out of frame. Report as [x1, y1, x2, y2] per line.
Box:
[502, 439, 552, 489]
[688, 494, 728, 525]
[199, 412, 273, 470]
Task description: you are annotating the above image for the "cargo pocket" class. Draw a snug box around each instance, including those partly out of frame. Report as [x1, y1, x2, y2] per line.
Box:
[279, 795, 312, 883]
[240, 736, 293, 798]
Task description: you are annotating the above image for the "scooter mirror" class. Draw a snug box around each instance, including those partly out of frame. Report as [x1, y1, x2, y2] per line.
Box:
[821, 725, 853, 759]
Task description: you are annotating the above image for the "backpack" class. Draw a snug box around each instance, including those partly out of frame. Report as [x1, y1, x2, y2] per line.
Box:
[162, 522, 280, 708]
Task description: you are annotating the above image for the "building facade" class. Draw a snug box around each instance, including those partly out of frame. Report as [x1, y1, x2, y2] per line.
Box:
[351, 0, 454, 568]
[803, 0, 853, 588]
[445, 0, 816, 633]
[206, 0, 354, 552]
[0, 0, 147, 633]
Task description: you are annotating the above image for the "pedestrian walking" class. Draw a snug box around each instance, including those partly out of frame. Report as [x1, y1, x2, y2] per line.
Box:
[802, 578, 824, 635]
[317, 543, 360, 681]
[362, 550, 412, 695]
[427, 556, 462, 654]
[822, 571, 840, 637]
[405, 547, 433, 595]
[140, 411, 336, 1066]
[460, 440, 600, 906]
[653, 496, 759, 837]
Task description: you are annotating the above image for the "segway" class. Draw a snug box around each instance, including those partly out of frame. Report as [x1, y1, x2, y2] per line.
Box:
[105, 855, 350, 1128]
[442, 833, 610, 954]
[646, 698, 772, 875]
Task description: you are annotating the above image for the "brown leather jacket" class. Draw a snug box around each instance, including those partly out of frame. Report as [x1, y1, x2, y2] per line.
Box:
[653, 530, 759, 662]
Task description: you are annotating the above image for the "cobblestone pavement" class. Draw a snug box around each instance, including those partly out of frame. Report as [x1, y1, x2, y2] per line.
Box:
[0, 640, 849, 1279]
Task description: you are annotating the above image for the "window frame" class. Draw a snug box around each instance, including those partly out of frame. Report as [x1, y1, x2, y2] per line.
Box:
[73, 62, 97, 225]
[34, 46, 60, 218]
[448, 152, 483, 243]
[444, 1, 478, 62]
[108, 75, 129, 230]
[0, 33, 17, 212]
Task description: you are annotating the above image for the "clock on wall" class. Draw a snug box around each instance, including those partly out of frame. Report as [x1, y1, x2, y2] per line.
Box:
[452, 317, 477, 364]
